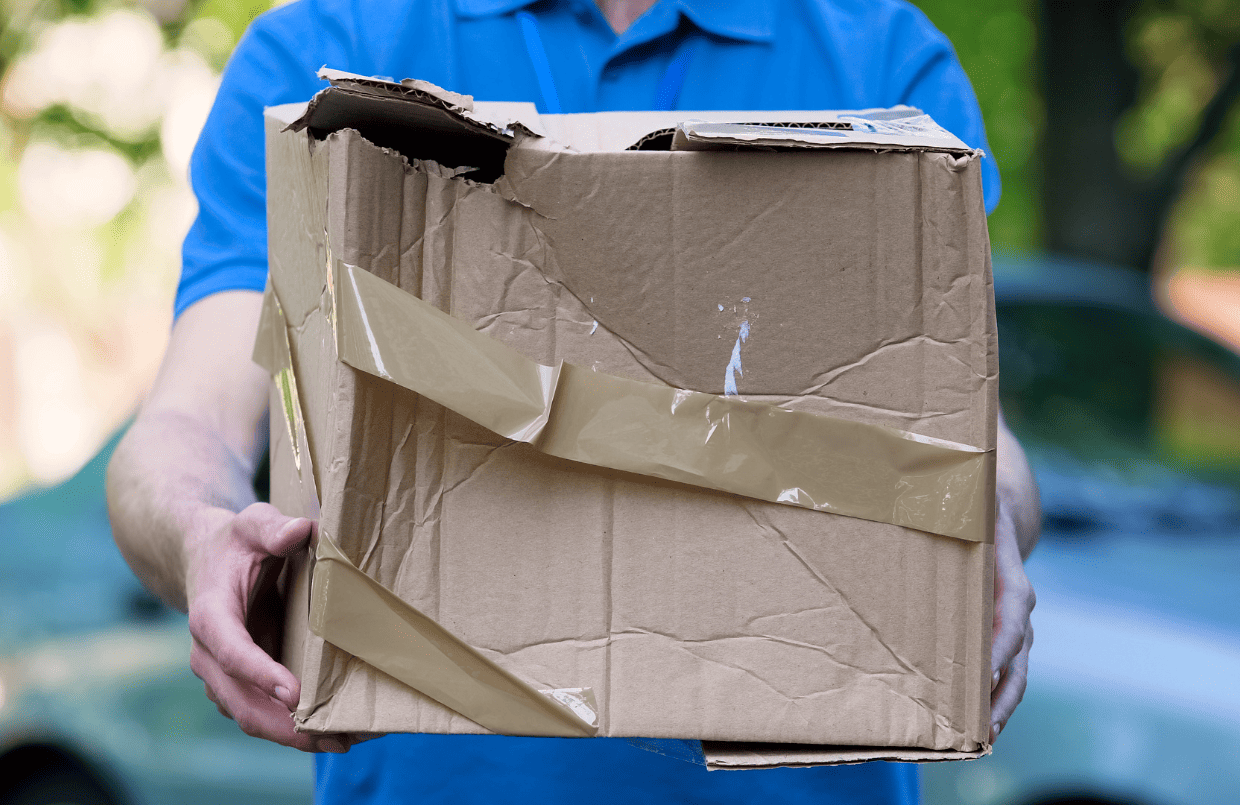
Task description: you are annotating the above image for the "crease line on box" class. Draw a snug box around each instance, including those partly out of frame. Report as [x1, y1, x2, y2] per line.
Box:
[332, 260, 994, 544]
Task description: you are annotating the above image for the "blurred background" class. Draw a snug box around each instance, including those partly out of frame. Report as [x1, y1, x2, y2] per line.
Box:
[0, 0, 1237, 803]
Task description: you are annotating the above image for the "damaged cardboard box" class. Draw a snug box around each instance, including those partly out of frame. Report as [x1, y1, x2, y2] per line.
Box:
[256, 69, 998, 770]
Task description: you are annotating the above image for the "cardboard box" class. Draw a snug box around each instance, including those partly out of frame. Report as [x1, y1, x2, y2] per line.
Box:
[259, 71, 998, 769]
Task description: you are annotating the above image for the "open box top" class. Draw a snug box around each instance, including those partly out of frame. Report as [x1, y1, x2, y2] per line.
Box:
[291, 67, 976, 168]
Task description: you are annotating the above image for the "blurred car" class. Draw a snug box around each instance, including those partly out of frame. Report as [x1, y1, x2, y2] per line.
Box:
[0, 436, 313, 805]
[924, 255, 1240, 804]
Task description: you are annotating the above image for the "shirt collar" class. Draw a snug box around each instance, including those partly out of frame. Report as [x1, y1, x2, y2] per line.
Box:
[454, 0, 775, 43]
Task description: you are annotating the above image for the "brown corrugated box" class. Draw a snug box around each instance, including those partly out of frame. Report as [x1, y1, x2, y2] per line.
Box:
[259, 69, 998, 769]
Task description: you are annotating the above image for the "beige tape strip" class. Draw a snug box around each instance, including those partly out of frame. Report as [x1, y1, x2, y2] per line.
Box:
[310, 533, 598, 738]
[334, 262, 994, 543]
[253, 286, 305, 473]
[255, 285, 599, 738]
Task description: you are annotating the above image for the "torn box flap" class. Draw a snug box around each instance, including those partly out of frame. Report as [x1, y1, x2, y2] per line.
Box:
[289, 68, 539, 179]
[671, 106, 974, 153]
[316, 68, 547, 136]
[318, 66, 477, 112]
[524, 109, 874, 154]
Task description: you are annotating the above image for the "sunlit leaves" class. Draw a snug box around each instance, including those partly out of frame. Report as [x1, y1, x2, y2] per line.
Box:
[0, 0, 276, 494]
[913, 0, 1043, 250]
[1126, 0, 1240, 268]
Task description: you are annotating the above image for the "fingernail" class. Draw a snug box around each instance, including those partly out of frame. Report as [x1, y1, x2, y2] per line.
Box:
[992, 669, 1001, 688]
[320, 738, 347, 754]
[275, 685, 292, 705]
[992, 721, 1002, 737]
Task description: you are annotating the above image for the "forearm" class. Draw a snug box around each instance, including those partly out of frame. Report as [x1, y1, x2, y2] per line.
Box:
[106, 290, 270, 611]
[107, 409, 263, 611]
[997, 412, 1040, 560]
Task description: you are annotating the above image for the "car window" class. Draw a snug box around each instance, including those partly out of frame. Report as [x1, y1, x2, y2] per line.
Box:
[998, 302, 1240, 533]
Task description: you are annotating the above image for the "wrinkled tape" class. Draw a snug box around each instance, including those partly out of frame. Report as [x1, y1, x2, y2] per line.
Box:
[334, 262, 994, 543]
[254, 286, 599, 739]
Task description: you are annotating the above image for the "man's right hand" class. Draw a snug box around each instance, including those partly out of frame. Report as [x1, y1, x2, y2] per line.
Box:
[108, 291, 350, 754]
[185, 503, 348, 753]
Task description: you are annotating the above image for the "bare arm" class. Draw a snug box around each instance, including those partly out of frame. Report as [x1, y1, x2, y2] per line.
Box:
[990, 412, 1041, 740]
[107, 290, 347, 753]
[998, 413, 1041, 561]
[108, 291, 269, 610]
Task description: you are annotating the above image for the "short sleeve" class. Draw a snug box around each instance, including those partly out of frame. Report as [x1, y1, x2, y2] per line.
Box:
[881, 3, 1001, 215]
[175, 1, 347, 318]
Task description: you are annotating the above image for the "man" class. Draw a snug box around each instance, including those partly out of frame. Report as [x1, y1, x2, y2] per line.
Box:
[107, 0, 1040, 802]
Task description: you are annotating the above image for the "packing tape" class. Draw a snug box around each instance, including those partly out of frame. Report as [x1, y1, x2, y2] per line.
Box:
[254, 286, 305, 474]
[310, 533, 599, 738]
[334, 262, 994, 543]
[254, 285, 599, 738]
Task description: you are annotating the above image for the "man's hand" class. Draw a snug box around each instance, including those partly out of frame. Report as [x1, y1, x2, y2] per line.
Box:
[185, 503, 349, 753]
[108, 291, 350, 753]
[990, 415, 1041, 742]
[990, 490, 1035, 741]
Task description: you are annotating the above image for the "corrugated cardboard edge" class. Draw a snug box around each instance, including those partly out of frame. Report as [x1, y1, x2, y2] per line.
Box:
[701, 742, 991, 771]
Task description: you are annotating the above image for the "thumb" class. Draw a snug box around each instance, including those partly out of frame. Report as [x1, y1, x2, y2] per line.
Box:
[267, 515, 314, 557]
[235, 502, 314, 557]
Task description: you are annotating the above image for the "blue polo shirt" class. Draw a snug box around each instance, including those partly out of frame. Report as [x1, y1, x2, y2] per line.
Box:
[182, 1, 998, 801]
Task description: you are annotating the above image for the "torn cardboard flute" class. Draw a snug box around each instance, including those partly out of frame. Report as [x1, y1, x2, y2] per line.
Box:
[264, 71, 998, 768]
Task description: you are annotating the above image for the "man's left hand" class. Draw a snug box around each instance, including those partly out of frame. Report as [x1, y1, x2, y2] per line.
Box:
[990, 489, 1035, 741]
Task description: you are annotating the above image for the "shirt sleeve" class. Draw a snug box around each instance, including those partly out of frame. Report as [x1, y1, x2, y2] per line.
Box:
[174, 0, 351, 319]
[879, 2, 1002, 215]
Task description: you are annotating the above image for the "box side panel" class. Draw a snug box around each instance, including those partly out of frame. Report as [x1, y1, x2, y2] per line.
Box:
[603, 487, 987, 749]
[292, 131, 473, 734]
[271, 383, 312, 681]
[294, 131, 615, 734]
[495, 146, 995, 749]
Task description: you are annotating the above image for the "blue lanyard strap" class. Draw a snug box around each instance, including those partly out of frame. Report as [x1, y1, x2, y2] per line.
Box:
[516, 10, 697, 113]
[654, 37, 698, 111]
[516, 10, 564, 114]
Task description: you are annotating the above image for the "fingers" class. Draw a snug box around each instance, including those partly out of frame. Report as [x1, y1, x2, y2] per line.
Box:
[991, 563, 1035, 684]
[188, 504, 311, 708]
[193, 638, 348, 753]
[190, 588, 300, 707]
[990, 627, 1032, 741]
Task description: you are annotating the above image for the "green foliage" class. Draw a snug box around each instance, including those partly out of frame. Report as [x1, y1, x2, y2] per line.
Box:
[1, 0, 1235, 268]
[1124, 0, 1240, 269]
[31, 104, 163, 162]
[1120, 0, 1240, 167]
[0, 0, 278, 167]
[912, 0, 1044, 252]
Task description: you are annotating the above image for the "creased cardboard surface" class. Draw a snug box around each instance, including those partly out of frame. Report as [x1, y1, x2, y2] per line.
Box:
[264, 83, 997, 766]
